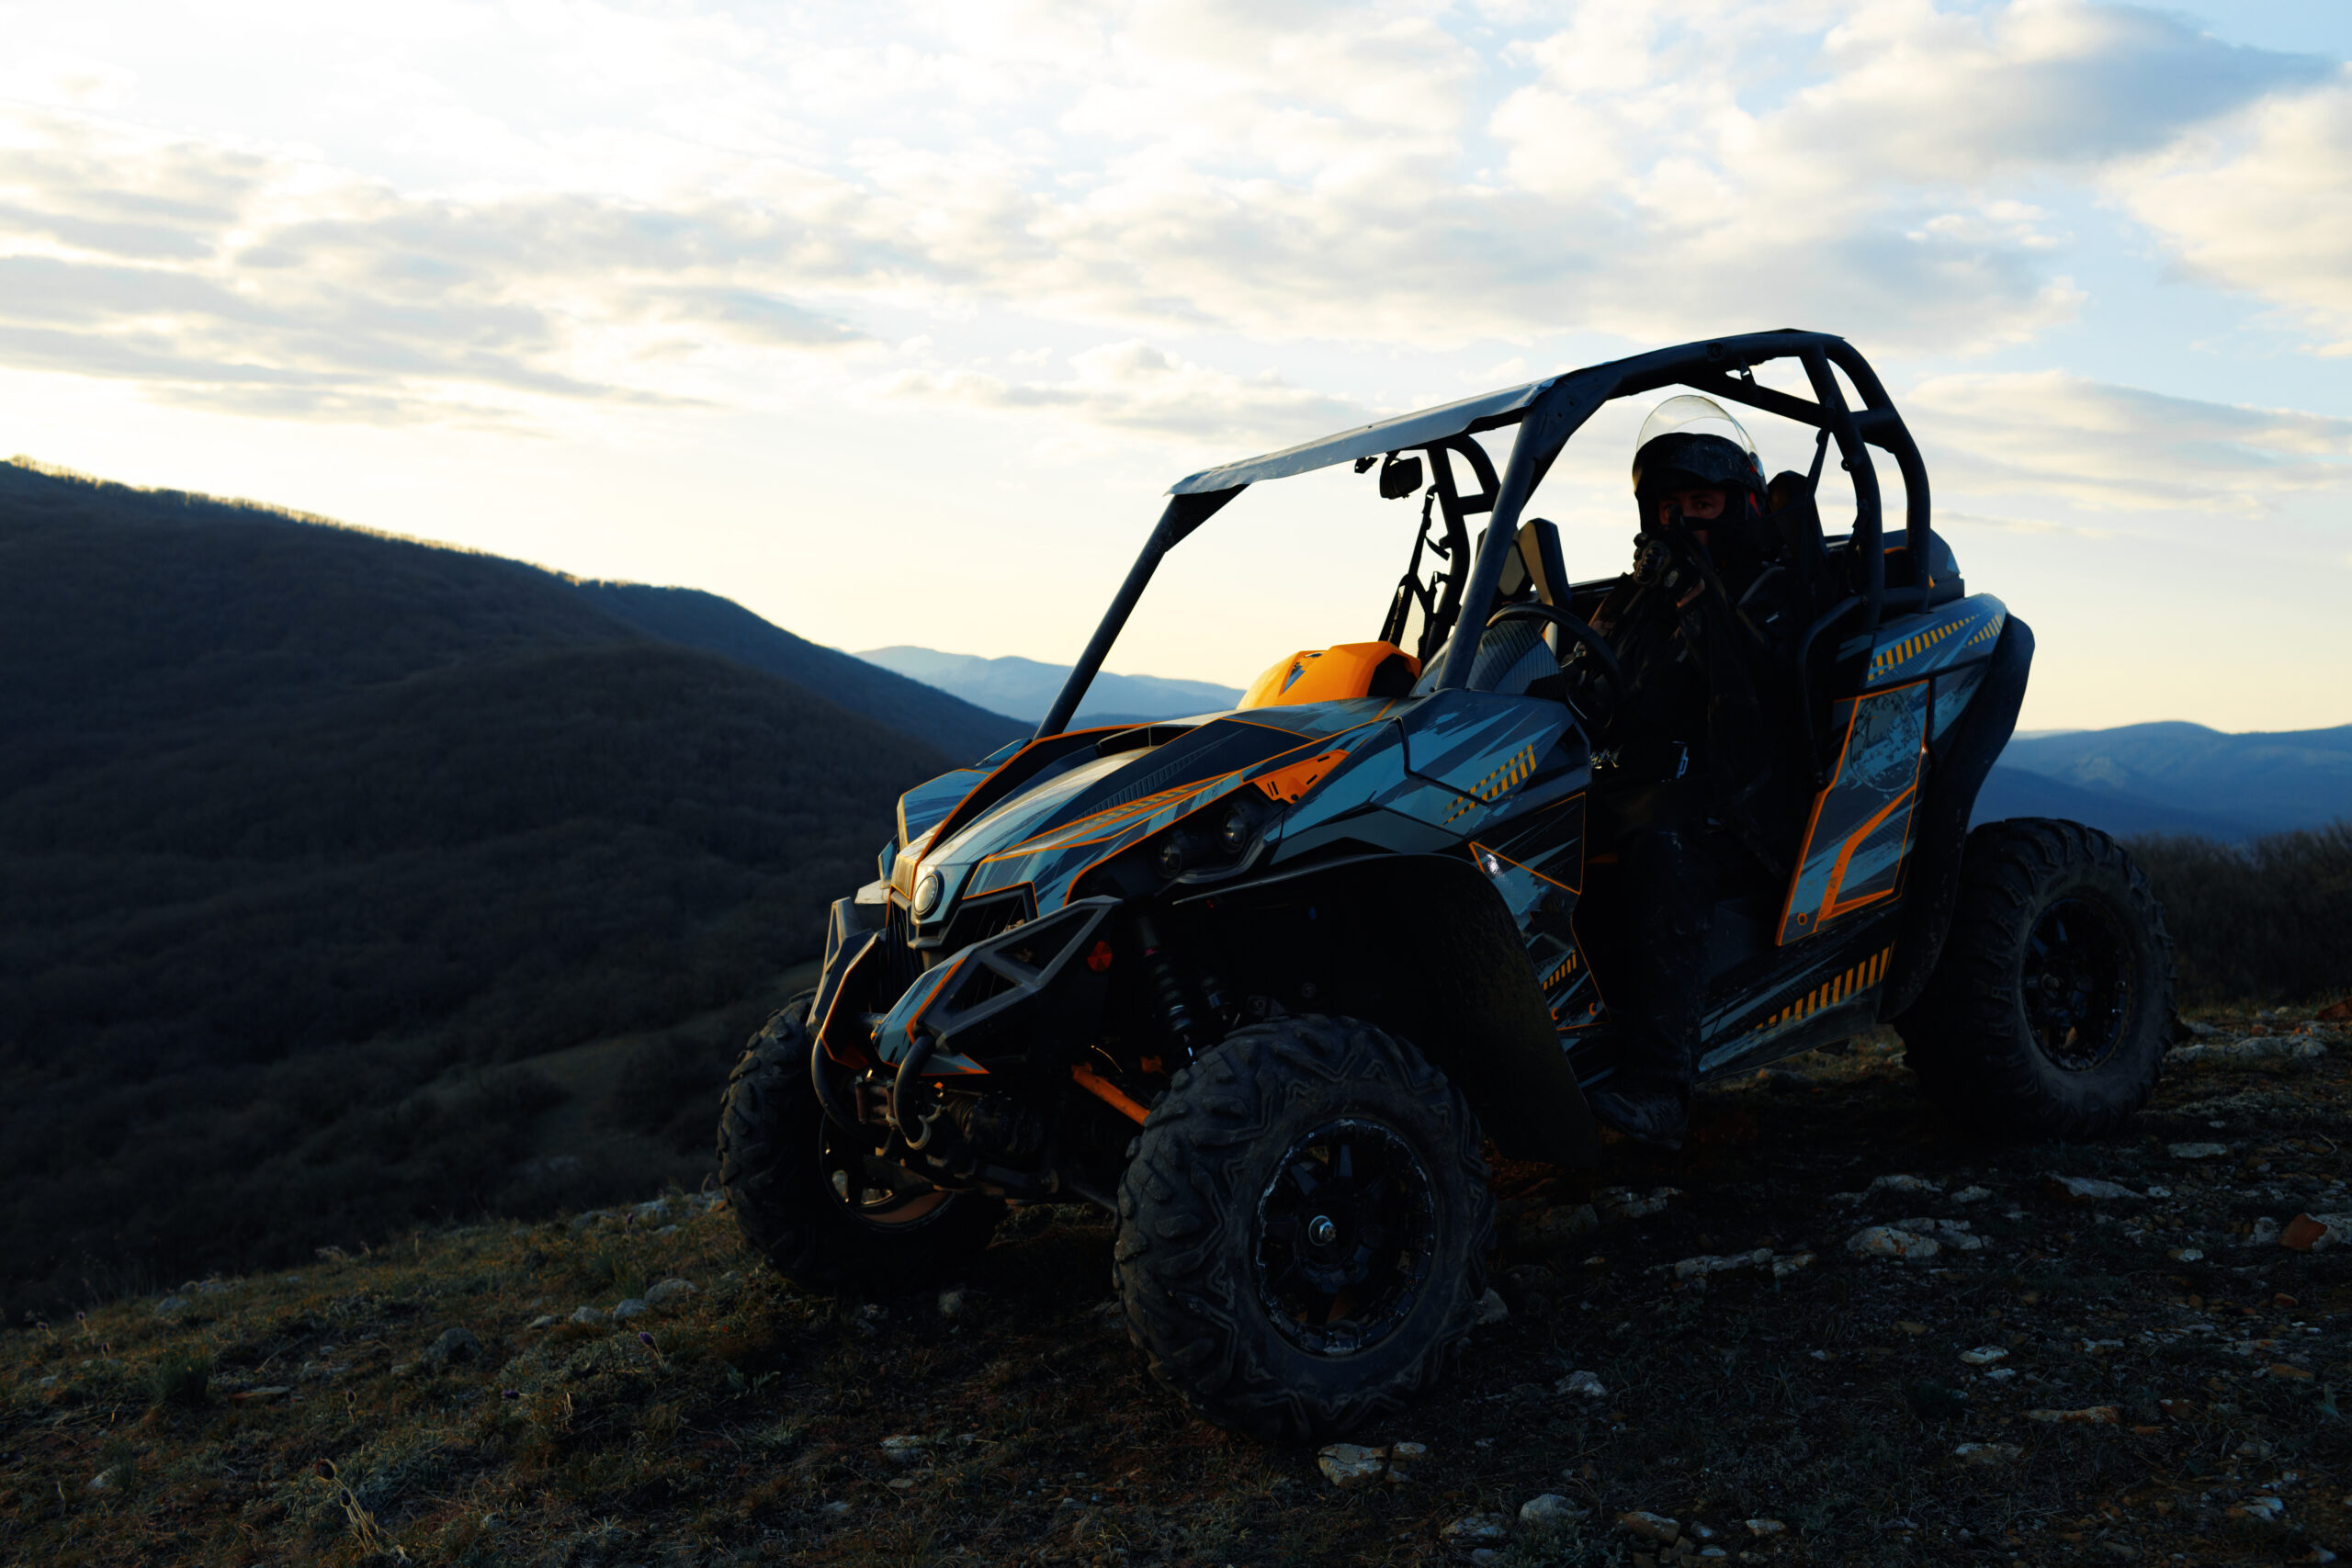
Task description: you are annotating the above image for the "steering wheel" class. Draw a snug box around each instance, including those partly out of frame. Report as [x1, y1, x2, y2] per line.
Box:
[1484, 602, 1624, 728]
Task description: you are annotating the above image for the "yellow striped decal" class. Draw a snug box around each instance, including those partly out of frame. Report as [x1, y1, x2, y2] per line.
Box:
[1444, 743, 1540, 822]
[1868, 620, 1962, 681]
[1962, 611, 2006, 649]
[1755, 948, 1892, 1032]
[1541, 949, 1579, 990]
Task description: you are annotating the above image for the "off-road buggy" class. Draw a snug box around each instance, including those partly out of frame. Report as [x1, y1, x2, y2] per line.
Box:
[718, 330, 2174, 1438]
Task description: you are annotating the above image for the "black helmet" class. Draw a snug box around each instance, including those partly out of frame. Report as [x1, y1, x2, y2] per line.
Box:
[1631, 395, 1765, 500]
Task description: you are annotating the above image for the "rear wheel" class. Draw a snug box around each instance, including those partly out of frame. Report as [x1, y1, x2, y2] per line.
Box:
[1896, 818, 2174, 1139]
[1114, 1015, 1492, 1439]
[718, 998, 1001, 1290]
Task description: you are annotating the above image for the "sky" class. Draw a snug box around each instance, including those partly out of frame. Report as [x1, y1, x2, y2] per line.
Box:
[2, 0, 2347, 732]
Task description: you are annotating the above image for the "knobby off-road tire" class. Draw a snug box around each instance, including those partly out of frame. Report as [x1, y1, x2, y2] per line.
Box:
[718, 997, 1001, 1291]
[1114, 1014, 1493, 1440]
[1897, 818, 2174, 1140]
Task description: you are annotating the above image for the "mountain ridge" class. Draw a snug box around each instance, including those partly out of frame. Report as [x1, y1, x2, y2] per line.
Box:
[858, 644, 1246, 725]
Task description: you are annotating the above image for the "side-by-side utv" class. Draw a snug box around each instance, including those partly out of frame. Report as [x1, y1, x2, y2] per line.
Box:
[718, 330, 2174, 1438]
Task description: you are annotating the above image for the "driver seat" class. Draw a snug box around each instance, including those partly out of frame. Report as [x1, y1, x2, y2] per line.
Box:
[1421, 518, 1574, 696]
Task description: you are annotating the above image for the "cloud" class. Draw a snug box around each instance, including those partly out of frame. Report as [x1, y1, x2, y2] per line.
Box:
[874, 339, 1370, 446]
[1908, 371, 2352, 512]
[0, 2, 2340, 430]
[2108, 70, 2352, 352]
[0, 105, 879, 423]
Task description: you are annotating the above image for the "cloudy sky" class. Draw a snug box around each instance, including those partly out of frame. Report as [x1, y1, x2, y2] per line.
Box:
[3, 0, 2347, 730]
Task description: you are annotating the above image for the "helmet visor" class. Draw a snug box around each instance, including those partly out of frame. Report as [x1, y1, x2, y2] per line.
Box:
[1634, 395, 1757, 473]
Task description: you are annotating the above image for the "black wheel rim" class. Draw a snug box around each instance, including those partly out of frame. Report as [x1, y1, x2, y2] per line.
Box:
[2020, 896, 2132, 1072]
[1252, 1118, 1437, 1357]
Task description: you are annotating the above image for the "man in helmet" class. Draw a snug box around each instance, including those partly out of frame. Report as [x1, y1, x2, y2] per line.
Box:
[1575, 416, 1789, 1147]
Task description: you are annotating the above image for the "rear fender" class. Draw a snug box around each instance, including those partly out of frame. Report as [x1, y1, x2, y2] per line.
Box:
[1180, 854, 1600, 1166]
[1879, 615, 2034, 1019]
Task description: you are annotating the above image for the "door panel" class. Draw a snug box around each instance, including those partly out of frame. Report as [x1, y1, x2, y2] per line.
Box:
[1778, 680, 1929, 944]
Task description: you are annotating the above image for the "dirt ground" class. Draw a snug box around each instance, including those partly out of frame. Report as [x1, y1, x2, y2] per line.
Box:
[6, 1005, 2347, 1567]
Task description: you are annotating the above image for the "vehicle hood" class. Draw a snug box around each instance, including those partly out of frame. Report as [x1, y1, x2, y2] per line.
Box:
[886, 701, 1398, 931]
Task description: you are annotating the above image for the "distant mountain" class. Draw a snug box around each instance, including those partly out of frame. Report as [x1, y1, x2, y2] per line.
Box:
[578, 585, 1023, 764]
[859, 646, 1244, 726]
[1978, 722, 2352, 840]
[0, 457, 953, 1314]
[1972, 764, 2261, 840]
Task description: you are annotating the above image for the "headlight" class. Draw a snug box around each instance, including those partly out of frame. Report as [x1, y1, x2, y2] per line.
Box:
[1219, 801, 1256, 853]
[913, 870, 944, 917]
[1155, 838, 1189, 878]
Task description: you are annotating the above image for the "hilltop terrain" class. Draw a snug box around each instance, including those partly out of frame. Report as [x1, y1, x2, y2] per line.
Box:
[0, 459, 987, 1318]
[6, 1004, 2345, 1567]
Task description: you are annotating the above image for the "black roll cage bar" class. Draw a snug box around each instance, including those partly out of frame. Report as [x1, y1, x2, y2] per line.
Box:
[1036, 330, 1933, 739]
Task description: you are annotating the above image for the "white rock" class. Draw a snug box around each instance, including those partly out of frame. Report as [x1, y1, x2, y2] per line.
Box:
[2044, 1174, 2143, 1202]
[2172, 1036, 2328, 1063]
[1387, 1440, 1428, 1481]
[1673, 1247, 1774, 1280]
[879, 1436, 929, 1464]
[1469, 1551, 1499, 1566]
[1317, 1444, 1387, 1487]
[568, 1305, 605, 1325]
[1983, 1367, 2018, 1382]
[633, 1200, 672, 1223]
[1520, 1493, 1585, 1528]
[2245, 1216, 2281, 1247]
[1771, 1251, 1817, 1278]
[644, 1279, 696, 1305]
[1951, 1185, 1993, 1203]
[2170, 1141, 2230, 1159]
[152, 1296, 188, 1317]
[526, 1314, 557, 1329]
[610, 1298, 650, 1321]
[2168, 1247, 2206, 1263]
[936, 1286, 973, 1318]
[2236, 1496, 2286, 1522]
[1958, 1347, 2008, 1366]
[1744, 1518, 1786, 1536]
[1868, 1173, 1941, 1195]
[820, 1500, 853, 1517]
[1555, 1370, 1608, 1399]
[85, 1468, 119, 1494]
[1953, 1442, 2023, 1465]
[1475, 1289, 1510, 1325]
[1847, 1225, 1939, 1259]
[1618, 1510, 1680, 1543]
[1442, 1511, 1512, 1543]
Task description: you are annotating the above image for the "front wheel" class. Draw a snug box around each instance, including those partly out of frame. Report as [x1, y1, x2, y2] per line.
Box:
[717, 998, 1001, 1291]
[1114, 1015, 1493, 1439]
[1896, 818, 2175, 1139]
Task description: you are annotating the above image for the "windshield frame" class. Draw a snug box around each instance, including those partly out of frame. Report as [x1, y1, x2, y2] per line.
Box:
[1034, 330, 1932, 739]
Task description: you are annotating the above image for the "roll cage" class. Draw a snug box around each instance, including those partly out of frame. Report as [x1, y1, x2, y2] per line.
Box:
[1035, 330, 1934, 739]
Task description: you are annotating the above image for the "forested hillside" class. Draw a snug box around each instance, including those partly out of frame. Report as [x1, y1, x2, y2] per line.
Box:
[0, 460, 949, 1317]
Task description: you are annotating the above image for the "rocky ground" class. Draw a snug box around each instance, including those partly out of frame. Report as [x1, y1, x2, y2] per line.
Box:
[5, 1003, 2348, 1567]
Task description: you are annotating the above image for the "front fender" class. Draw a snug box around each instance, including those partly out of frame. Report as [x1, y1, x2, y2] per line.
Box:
[1180, 854, 1600, 1166]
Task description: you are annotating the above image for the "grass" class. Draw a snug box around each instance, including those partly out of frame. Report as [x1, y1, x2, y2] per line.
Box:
[4, 1004, 2346, 1565]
